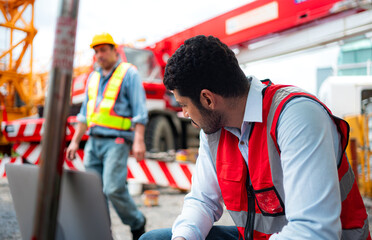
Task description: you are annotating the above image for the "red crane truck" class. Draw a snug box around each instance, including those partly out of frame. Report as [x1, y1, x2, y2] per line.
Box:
[1, 0, 371, 189]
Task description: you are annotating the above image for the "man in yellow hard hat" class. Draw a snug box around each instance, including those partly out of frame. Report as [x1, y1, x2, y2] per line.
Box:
[67, 32, 147, 240]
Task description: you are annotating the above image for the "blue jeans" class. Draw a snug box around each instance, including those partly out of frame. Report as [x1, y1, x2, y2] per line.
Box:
[84, 137, 145, 230]
[139, 226, 239, 240]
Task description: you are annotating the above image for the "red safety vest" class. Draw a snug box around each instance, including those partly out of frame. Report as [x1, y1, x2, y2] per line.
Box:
[215, 80, 370, 240]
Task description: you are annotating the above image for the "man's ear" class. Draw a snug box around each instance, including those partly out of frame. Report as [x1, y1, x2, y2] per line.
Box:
[200, 89, 216, 110]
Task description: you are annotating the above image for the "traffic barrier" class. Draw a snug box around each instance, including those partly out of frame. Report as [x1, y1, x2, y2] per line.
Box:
[2, 116, 88, 143]
[0, 156, 22, 177]
[4, 142, 195, 190]
[127, 157, 194, 190]
[13, 142, 41, 164]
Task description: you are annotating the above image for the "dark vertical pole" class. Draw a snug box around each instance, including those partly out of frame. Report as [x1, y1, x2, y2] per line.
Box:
[31, 0, 79, 239]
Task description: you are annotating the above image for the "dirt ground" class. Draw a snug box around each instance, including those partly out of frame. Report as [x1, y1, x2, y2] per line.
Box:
[1, 177, 372, 240]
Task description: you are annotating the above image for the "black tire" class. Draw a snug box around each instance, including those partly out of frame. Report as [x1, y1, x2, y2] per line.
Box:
[145, 116, 175, 152]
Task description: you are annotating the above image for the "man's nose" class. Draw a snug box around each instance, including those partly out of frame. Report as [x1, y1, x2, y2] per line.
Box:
[96, 50, 103, 58]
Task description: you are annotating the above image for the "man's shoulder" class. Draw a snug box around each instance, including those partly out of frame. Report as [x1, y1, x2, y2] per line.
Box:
[126, 63, 139, 75]
[123, 64, 141, 83]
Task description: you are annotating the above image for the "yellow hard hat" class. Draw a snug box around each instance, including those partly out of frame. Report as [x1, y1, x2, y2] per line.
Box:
[90, 32, 117, 48]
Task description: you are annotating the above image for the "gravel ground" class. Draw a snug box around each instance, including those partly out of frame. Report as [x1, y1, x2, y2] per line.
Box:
[1, 176, 372, 240]
[0, 178, 21, 240]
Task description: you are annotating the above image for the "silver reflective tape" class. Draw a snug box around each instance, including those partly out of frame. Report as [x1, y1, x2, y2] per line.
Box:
[255, 213, 287, 234]
[228, 210, 287, 234]
[342, 218, 370, 240]
[266, 87, 304, 205]
[228, 210, 247, 227]
[207, 129, 221, 170]
[339, 163, 355, 202]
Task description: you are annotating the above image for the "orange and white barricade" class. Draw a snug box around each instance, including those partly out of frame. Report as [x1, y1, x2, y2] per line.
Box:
[0, 156, 22, 177]
[127, 157, 194, 190]
[5, 142, 195, 191]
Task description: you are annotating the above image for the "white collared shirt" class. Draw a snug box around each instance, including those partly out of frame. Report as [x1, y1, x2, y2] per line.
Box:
[172, 77, 341, 240]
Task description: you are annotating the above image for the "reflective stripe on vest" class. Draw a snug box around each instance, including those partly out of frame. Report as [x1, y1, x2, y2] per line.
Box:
[86, 62, 132, 130]
[215, 80, 370, 240]
[227, 209, 288, 234]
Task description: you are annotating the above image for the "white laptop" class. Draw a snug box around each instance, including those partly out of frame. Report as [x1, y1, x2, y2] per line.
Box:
[5, 164, 113, 240]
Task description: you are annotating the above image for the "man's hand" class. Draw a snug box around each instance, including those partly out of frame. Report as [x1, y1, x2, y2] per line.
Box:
[66, 122, 87, 160]
[66, 141, 79, 160]
[133, 123, 146, 162]
[173, 237, 186, 240]
[132, 138, 146, 162]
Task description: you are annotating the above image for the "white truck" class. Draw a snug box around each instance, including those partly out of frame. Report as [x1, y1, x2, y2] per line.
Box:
[318, 75, 372, 197]
[318, 76, 372, 118]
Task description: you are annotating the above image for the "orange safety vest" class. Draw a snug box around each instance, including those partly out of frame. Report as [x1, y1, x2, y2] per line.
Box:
[86, 62, 132, 130]
[215, 81, 370, 240]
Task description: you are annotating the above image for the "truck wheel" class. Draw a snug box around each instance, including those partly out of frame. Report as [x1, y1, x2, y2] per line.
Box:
[145, 116, 175, 152]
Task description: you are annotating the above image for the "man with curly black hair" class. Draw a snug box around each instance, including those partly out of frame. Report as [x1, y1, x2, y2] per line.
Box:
[140, 35, 370, 240]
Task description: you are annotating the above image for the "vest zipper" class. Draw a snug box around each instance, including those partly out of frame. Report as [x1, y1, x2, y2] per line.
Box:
[244, 165, 255, 240]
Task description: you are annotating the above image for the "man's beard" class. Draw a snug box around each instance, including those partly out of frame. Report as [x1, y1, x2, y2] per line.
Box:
[192, 106, 223, 134]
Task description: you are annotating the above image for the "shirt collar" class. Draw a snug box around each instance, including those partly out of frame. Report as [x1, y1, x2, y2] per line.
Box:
[224, 76, 265, 136]
[242, 76, 265, 124]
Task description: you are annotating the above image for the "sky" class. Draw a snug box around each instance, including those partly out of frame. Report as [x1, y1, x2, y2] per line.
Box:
[29, 0, 340, 95]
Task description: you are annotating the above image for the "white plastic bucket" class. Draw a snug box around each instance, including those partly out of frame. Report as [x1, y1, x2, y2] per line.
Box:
[128, 179, 143, 196]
